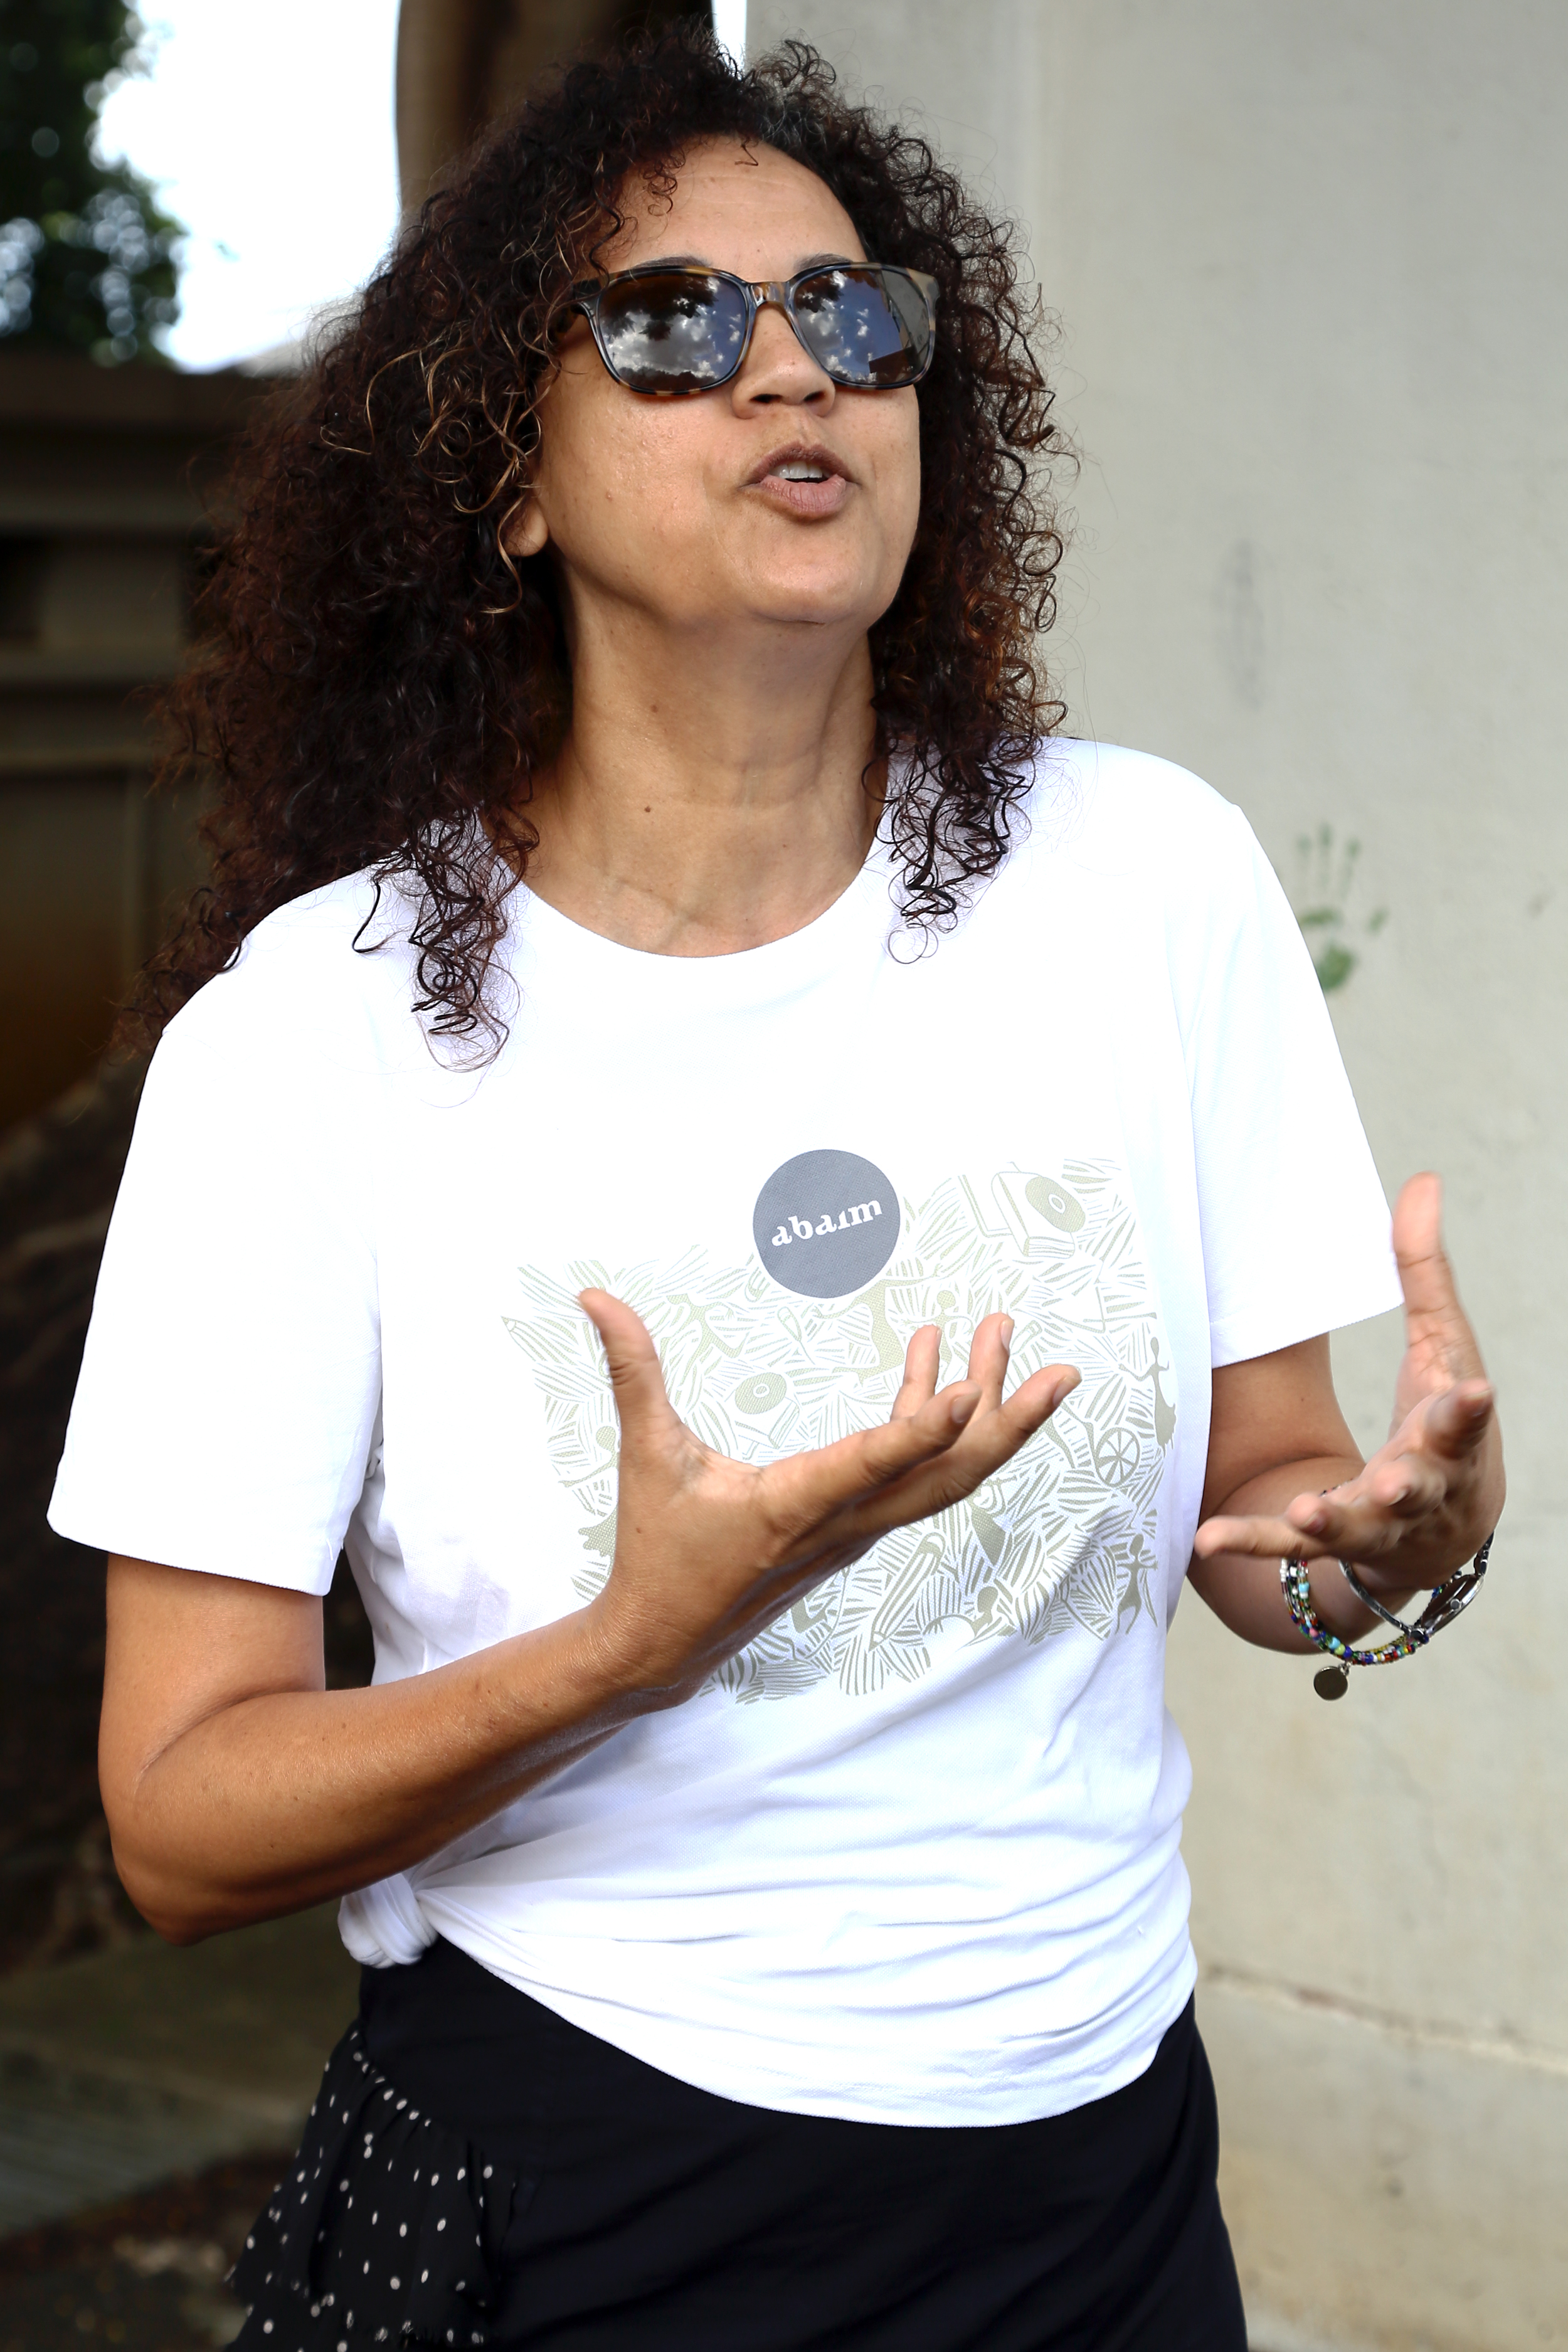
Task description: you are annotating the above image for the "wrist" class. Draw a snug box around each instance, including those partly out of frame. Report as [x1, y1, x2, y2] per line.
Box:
[1333, 1557, 1419, 1605]
[1305, 1556, 1415, 1640]
[571, 1591, 694, 1714]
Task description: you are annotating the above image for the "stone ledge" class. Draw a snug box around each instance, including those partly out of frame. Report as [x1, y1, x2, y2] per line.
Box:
[0, 1905, 356, 2237]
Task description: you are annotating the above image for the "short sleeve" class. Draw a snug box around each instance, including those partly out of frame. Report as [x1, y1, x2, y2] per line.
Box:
[49, 938, 383, 1593]
[1179, 806, 1401, 1367]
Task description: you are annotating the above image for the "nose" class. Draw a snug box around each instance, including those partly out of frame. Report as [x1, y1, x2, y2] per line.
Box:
[730, 297, 835, 415]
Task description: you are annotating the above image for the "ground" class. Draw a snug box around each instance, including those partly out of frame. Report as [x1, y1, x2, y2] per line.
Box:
[0, 2154, 286, 2350]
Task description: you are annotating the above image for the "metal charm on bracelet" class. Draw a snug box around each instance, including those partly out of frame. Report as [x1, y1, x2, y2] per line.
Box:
[1279, 1533, 1493, 1702]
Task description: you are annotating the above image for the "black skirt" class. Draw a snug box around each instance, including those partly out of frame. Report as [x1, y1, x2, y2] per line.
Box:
[231, 1937, 1244, 2352]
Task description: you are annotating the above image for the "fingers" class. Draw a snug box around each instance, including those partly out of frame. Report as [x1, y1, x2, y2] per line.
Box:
[878, 1359, 1080, 1530]
[1417, 1377, 1496, 1463]
[1194, 1377, 1494, 1569]
[1193, 1387, 1497, 1568]
[1193, 1483, 1377, 1564]
[1195, 1471, 1425, 1565]
[1193, 1510, 1323, 1564]
[889, 1325, 941, 1422]
[959, 1315, 1079, 1461]
[758, 1384, 985, 1547]
[985, 1362, 1081, 1452]
[578, 1290, 679, 1441]
[790, 1350, 1079, 1534]
[890, 1315, 1013, 1421]
[964, 1311, 1017, 1405]
[1301, 1453, 1445, 1535]
[894, 1310, 1033, 1417]
[1343, 1376, 1495, 1528]
[851, 1354, 1080, 1505]
[822, 1381, 987, 1498]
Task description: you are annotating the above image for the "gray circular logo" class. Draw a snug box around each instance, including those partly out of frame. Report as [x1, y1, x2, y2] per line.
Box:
[753, 1148, 900, 1298]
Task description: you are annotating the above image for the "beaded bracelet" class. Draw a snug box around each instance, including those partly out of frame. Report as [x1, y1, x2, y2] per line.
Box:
[1279, 1532, 1493, 1701]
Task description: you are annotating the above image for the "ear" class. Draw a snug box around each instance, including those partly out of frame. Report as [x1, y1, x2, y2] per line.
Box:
[504, 497, 549, 560]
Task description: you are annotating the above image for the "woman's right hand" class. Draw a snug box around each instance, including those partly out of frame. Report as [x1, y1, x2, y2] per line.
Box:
[578, 1290, 1080, 1703]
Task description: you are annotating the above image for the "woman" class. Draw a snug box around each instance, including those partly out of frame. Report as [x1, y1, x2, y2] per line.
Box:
[52, 29, 1501, 2352]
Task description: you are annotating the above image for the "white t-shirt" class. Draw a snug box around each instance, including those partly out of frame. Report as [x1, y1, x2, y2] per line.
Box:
[51, 741, 1399, 2126]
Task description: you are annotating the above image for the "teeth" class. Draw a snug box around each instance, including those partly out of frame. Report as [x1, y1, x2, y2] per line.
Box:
[775, 462, 828, 481]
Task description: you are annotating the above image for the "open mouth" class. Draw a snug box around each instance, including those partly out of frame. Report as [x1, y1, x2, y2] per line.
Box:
[750, 445, 852, 515]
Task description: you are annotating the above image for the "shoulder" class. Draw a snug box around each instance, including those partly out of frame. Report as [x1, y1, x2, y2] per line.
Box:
[981, 739, 1269, 950]
[161, 867, 425, 1073]
[1014, 739, 1253, 881]
[971, 741, 1295, 1012]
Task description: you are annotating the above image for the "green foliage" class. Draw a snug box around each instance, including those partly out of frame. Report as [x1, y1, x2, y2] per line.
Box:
[1292, 823, 1389, 994]
[0, 0, 180, 363]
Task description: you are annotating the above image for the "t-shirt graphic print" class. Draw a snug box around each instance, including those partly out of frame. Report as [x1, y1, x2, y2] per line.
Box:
[504, 1157, 1172, 1703]
[49, 740, 1404, 2124]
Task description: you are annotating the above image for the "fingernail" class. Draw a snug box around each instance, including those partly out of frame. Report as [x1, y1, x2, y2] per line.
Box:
[950, 1388, 980, 1426]
[1000, 1316, 1015, 1350]
[1303, 1510, 1327, 1534]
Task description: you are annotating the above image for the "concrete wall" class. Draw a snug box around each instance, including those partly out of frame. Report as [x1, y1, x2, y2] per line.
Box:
[750, 5, 1567, 2345]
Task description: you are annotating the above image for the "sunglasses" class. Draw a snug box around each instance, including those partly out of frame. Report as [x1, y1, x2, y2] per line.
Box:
[563, 261, 940, 397]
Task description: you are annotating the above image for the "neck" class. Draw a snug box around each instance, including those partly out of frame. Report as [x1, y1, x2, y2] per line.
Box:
[519, 607, 882, 956]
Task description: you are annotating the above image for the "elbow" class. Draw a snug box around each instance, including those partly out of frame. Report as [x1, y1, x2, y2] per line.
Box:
[110, 1840, 222, 1946]
[124, 1875, 263, 1947]
[102, 1804, 252, 1946]
[146, 1909, 215, 1949]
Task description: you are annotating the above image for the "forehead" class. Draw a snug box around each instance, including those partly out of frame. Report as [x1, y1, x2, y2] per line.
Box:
[607, 140, 867, 274]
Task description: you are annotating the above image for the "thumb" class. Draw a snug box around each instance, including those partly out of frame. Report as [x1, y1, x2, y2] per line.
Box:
[1391, 1171, 1485, 1387]
[1392, 1172, 1450, 1310]
[578, 1290, 678, 1441]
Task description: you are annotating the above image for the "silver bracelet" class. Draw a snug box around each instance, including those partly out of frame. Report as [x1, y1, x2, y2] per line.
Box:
[1279, 1532, 1494, 1701]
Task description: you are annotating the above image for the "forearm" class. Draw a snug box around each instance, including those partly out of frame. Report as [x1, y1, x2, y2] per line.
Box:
[1188, 1450, 1420, 1653]
[105, 1603, 642, 1942]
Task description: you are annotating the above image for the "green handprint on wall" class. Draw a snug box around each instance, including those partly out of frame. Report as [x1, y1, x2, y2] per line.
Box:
[1293, 824, 1389, 993]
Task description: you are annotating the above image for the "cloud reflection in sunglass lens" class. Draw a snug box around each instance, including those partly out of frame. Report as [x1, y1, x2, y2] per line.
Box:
[792, 270, 929, 388]
[598, 272, 749, 393]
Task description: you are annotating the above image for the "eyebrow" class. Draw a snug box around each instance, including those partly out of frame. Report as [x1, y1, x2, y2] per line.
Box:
[641, 250, 862, 274]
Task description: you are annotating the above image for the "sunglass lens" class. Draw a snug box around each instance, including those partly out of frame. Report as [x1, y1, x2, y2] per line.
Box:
[595, 271, 749, 393]
[791, 268, 933, 388]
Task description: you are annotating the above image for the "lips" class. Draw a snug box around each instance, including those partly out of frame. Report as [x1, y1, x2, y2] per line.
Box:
[748, 442, 854, 519]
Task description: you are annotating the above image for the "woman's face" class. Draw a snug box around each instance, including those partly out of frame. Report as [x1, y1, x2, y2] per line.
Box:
[521, 140, 923, 653]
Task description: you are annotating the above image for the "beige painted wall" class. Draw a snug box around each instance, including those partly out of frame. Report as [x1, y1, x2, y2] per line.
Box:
[750, 5, 1567, 2345]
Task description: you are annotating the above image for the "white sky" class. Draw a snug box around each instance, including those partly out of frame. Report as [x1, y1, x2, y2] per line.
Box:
[712, 0, 746, 66]
[99, 1, 747, 374]
[98, 1, 403, 372]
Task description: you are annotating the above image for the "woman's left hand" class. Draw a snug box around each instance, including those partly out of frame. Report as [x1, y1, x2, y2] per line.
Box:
[1194, 1172, 1504, 1597]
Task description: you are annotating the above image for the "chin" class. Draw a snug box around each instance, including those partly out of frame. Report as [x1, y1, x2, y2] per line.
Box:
[729, 558, 898, 634]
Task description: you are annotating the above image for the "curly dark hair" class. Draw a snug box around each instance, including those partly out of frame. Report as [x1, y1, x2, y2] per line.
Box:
[129, 22, 1066, 1051]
